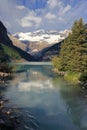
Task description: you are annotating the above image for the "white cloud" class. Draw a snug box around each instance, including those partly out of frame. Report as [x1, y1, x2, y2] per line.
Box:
[20, 11, 42, 27]
[58, 17, 65, 22]
[62, 5, 71, 15]
[18, 19, 33, 27]
[45, 13, 56, 19]
[16, 5, 25, 10]
[4, 21, 11, 28]
[0, 0, 87, 33]
[47, 0, 58, 9]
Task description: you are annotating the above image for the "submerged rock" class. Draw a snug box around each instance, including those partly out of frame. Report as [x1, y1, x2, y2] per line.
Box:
[0, 96, 20, 130]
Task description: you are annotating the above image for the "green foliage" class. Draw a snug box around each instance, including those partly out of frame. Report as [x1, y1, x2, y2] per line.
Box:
[52, 56, 61, 69]
[0, 49, 12, 73]
[79, 72, 87, 82]
[64, 72, 81, 84]
[0, 62, 13, 73]
[52, 18, 87, 73]
[0, 43, 21, 73]
[0, 43, 21, 60]
[0, 50, 8, 63]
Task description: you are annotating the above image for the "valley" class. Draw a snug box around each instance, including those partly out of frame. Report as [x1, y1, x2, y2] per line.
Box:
[13, 29, 70, 61]
[0, 1, 87, 130]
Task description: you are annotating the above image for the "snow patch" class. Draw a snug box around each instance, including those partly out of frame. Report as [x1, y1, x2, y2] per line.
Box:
[13, 29, 70, 44]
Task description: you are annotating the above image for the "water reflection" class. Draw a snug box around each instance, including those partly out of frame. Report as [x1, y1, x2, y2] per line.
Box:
[3, 64, 87, 130]
[10, 65, 54, 91]
[53, 77, 87, 130]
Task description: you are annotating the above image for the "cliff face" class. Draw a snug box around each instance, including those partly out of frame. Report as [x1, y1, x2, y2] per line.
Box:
[0, 21, 12, 46]
[0, 21, 35, 61]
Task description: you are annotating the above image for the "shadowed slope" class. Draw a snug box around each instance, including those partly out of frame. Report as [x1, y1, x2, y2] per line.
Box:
[0, 21, 35, 61]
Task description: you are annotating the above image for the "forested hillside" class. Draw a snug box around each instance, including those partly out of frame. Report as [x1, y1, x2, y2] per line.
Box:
[52, 18, 87, 86]
[0, 44, 12, 73]
[0, 21, 35, 62]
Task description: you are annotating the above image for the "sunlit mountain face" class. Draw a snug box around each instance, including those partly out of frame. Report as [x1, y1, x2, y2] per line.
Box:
[13, 29, 70, 59]
[13, 29, 70, 44]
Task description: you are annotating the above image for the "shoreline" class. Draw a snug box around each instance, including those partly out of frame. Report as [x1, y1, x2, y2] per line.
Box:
[52, 68, 65, 76]
[0, 72, 12, 83]
[52, 68, 87, 88]
[0, 92, 21, 130]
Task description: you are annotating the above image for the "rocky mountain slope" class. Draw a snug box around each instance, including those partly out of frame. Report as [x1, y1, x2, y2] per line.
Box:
[0, 21, 35, 61]
[0, 20, 70, 61]
[14, 30, 69, 44]
[8, 34, 26, 51]
[33, 41, 62, 61]
[13, 29, 70, 55]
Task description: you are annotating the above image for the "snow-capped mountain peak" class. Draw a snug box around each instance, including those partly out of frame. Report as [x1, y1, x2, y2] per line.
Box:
[13, 29, 70, 44]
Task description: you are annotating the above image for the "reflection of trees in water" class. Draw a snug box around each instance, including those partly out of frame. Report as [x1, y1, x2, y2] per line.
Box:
[61, 91, 87, 130]
[16, 65, 54, 78]
[13, 65, 53, 82]
[53, 77, 87, 130]
[9, 65, 54, 91]
[61, 87, 82, 129]
[26, 70, 30, 81]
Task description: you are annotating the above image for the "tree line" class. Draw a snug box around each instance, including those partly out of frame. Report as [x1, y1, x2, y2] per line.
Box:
[52, 18, 87, 85]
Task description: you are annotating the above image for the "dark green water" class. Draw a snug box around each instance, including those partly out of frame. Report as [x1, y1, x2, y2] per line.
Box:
[3, 64, 87, 130]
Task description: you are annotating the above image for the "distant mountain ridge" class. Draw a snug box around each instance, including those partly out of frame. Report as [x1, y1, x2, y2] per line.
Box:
[0, 20, 71, 61]
[13, 29, 70, 57]
[14, 29, 70, 44]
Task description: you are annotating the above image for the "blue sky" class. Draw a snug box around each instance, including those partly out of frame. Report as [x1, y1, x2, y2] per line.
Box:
[0, 0, 87, 33]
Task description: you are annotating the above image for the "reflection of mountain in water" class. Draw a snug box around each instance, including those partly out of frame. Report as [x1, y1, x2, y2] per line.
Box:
[10, 65, 54, 91]
[4, 64, 87, 130]
[18, 80, 53, 91]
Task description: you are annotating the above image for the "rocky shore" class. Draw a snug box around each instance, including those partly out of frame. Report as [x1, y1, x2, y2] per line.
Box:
[0, 73, 21, 130]
[0, 73, 40, 130]
[52, 68, 65, 76]
[0, 93, 21, 130]
[0, 72, 11, 84]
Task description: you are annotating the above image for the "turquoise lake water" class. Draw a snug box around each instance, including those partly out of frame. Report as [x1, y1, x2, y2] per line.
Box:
[2, 63, 87, 130]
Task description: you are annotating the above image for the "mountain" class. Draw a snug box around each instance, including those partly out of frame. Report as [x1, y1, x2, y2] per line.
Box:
[13, 29, 70, 55]
[0, 21, 35, 61]
[13, 29, 70, 61]
[0, 21, 12, 47]
[39, 23, 87, 61]
[14, 30, 69, 44]
[1, 20, 65, 62]
[8, 34, 26, 51]
[32, 41, 62, 61]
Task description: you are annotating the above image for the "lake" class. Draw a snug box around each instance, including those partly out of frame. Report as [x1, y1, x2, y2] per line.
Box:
[2, 63, 87, 130]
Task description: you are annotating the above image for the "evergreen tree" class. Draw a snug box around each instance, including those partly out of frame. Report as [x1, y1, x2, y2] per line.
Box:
[0, 44, 12, 73]
[52, 18, 87, 73]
